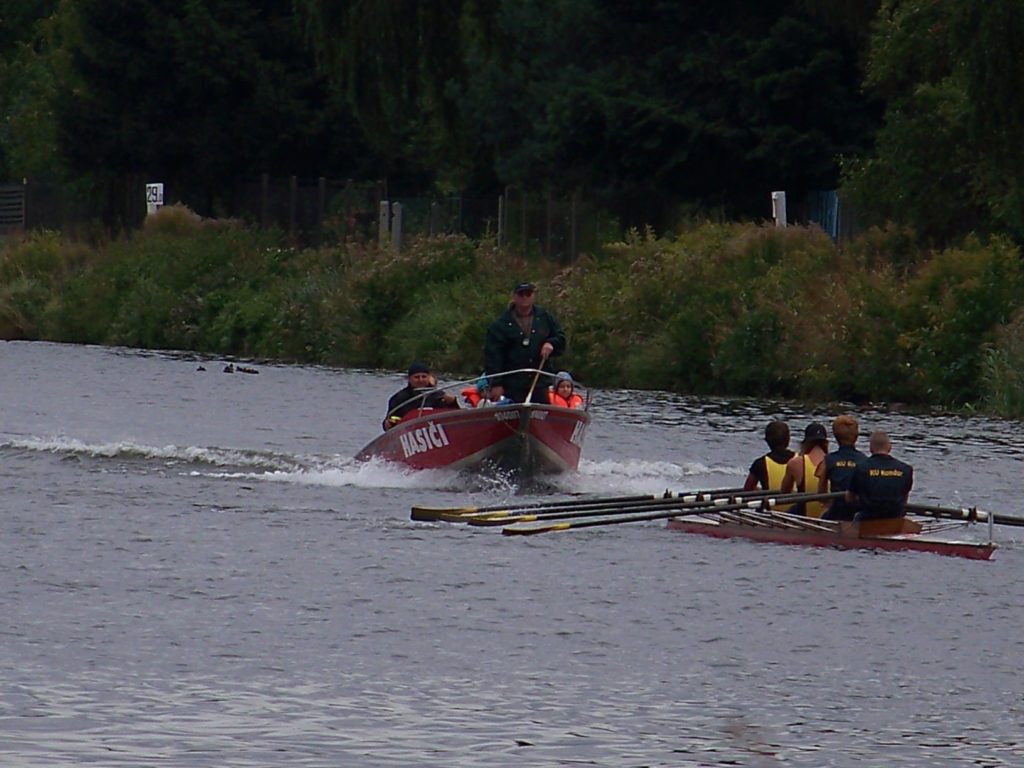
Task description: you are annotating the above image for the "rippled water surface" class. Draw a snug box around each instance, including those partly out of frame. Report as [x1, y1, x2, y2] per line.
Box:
[2, 341, 1022, 767]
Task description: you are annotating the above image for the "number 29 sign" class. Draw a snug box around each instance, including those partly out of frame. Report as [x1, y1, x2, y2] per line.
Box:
[145, 182, 164, 215]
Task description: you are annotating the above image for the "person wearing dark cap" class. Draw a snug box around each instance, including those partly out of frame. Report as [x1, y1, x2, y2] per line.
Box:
[817, 414, 868, 520]
[743, 420, 795, 492]
[382, 361, 457, 430]
[846, 430, 914, 520]
[781, 421, 829, 516]
[484, 280, 566, 403]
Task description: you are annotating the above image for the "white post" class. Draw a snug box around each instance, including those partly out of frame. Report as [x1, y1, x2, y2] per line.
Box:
[146, 182, 164, 215]
[378, 200, 390, 246]
[771, 191, 787, 228]
[391, 202, 403, 252]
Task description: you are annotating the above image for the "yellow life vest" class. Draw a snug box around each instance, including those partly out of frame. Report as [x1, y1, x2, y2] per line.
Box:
[765, 454, 791, 513]
[801, 454, 826, 518]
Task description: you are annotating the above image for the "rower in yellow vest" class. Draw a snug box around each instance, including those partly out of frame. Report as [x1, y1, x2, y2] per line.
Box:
[781, 422, 829, 517]
[744, 420, 795, 509]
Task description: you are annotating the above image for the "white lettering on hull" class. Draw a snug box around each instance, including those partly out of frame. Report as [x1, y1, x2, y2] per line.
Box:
[570, 420, 586, 447]
[399, 422, 451, 458]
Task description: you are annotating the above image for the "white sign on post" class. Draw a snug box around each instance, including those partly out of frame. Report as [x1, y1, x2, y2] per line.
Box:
[771, 190, 787, 228]
[146, 182, 164, 215]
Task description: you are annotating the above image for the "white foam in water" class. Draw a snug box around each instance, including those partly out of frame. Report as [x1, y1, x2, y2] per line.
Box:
[4, 433, 744, 497]
[196, 455, 471, 491]
[3, 434, 295, 470]
[556, 458, 747, 496]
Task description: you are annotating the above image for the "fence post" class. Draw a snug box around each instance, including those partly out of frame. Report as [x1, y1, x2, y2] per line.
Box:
[391, 202, 403, 252]
[261, 173, 269, 228]
[317, 176, 326, 231]
[545, 190, 553, 260]
[771, 191, 787, 228]
[521, 190, 527, 254]
[569, 192, 577, 262]
[497, 194, 504, 248]
[430, 201, 439, 236]
[378, 200, 390, 247]
[288, 175, 297, 238]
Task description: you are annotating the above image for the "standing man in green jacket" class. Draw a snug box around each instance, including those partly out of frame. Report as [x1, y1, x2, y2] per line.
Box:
[484, 281, 566, 403]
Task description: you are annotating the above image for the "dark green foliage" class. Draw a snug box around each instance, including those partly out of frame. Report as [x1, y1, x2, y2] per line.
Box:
[846, 0, 1024, 243]
[5, 220, 1024, 411]
[50, 0, 378, 224]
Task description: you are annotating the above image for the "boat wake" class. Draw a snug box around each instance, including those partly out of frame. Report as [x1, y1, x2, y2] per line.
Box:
[557, 457, 747, 496]
[1, 434, 301, 471]
[2, 434, 744, 497]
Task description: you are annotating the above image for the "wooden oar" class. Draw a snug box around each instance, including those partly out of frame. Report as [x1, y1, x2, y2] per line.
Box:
[907, 502, 1024, 528]
[467, 491, 774, 526]
[523, 368, 545, 404]
[410, 485, 753, 522]
[502, 492, 843, 536]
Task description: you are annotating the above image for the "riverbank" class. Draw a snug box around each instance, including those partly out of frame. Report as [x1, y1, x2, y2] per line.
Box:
[3, 204, 1023, 415]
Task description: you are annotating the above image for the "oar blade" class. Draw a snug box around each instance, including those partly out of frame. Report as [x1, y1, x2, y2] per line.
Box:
[410, 505, 480, 522]
[502, 521, 572, 536]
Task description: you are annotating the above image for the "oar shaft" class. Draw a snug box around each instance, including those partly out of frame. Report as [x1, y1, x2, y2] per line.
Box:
[471, 489, 778, 526]
[410, 485, 759, 521]
[502, 492, 842, 535]
[907, 503, 1024, 528]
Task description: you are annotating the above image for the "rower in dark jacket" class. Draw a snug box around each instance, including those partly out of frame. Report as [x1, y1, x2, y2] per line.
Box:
[819, 414, 867, 520]
[846, 430, 913, 520]
[484, 281, 566, 403]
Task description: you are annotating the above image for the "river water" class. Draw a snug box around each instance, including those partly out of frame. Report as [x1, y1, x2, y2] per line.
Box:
[1, 341, 1021, 767]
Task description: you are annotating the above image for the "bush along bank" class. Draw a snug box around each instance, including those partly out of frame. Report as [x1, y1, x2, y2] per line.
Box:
[3, 206, 1024, 416]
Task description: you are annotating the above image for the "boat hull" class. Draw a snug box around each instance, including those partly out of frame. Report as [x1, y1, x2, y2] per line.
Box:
[666, 515, 995, 560]
[356, 404, 589, 475]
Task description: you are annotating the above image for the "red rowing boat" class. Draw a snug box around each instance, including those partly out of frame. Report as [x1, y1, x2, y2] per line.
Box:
[356, 370, 590, 475]
[666, 509, 996, 560]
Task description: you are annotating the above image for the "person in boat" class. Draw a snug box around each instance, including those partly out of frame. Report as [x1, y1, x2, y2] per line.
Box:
[383, 361, 457, 430]
[781, 422, 829, 517]
[548, 371, 583, 408]
[461, 376, 512, 408]
[484, 280, 566, 403]
[817, 414, 868, 521]
[846, 430, 914, 520]
[461, 376, 486, 407]
[743, 420, 795, 491]
[477, 377, 513, 407]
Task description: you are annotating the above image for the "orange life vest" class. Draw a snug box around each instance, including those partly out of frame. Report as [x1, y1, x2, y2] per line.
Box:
[461, 387, 482, 407]
[548, 390, 583, 408]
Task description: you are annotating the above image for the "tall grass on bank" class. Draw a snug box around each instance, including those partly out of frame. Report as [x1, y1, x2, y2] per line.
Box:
[3, 207, 1024, 414]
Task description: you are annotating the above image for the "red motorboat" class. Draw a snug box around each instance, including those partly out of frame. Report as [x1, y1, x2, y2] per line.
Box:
[356, 370, 590, 476]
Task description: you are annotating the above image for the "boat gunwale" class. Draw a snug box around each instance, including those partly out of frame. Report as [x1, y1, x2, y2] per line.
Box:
[666, 514, 996, 560]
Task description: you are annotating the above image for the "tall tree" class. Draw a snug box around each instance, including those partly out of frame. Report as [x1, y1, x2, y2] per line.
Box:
[844, 0, 1024, 243]
[456, 1, 877, 222]
[0, 0, 62, 179]
[53, 0, 379, 222]
[296, 0, 489, 189]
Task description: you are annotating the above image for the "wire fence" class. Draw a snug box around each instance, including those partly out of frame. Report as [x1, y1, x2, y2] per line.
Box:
[1, 174, 855, 256]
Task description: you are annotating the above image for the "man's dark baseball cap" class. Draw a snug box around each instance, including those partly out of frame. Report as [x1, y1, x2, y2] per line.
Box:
[407, 361, 430, 376]
[514, 281, 536, 293]
[804, 422, 827, 441]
